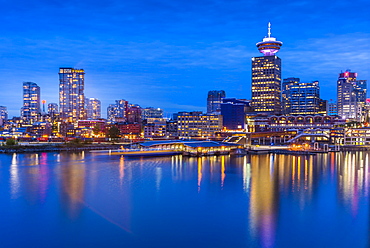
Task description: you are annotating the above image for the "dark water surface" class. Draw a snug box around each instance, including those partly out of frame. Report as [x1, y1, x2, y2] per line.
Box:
[0, 152, 368, 247]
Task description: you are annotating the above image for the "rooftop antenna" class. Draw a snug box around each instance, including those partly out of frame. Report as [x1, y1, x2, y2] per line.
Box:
[268, 22, 271, 38]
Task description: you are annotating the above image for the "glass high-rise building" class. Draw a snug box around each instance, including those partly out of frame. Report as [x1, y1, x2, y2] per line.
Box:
[207, 90, 226, 114]
[288, 80, 321, 115]
[86, 98, 101, 119]
[282, 78, 300, 114]
[22, 82, 41, 123]
[59, 68, 85, 122]
[337, 70, 367, 120]
[251, 23, 282, 114]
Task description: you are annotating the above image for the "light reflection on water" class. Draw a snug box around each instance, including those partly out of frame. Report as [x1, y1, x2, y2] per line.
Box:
[1, 152, 369, 248]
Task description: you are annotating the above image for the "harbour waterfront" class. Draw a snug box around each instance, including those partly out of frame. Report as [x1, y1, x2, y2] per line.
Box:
[1, 152, 369, 248]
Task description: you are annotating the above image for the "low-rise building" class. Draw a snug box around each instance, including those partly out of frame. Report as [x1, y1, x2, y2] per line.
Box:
[268, 115, 344, 132]
[176, 112, 222, 139]
[344, 127, 370, 146]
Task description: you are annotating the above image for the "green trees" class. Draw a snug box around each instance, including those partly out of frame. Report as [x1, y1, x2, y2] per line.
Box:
[107, 126, 120, 139]
[5, 138, 17, 146]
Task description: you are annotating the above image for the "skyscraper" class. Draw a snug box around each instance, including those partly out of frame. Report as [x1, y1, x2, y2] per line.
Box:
[22, 82, 41, 123]
[284, 79, 321, 115]
[337, 70, 367, 121]
[282, 78, 300, 114]
[85, 98, 101, 119]
[251, 23, 282, 114]
[207, 90, 226, 114]
[59, 68, 85, 122]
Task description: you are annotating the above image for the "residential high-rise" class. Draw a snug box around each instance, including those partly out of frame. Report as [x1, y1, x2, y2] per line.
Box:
[107, 99, 128, 122]
[141, 107, 163, 119]
[337, 70, 367, 121]
[127, 104, 142, 123]
[59, 68, 85, 122]
[207, 90, 226, 114]
[251, 23, 282, 114]
[86, 98, 101, 119]
[22, 82, 41, 123]
[0, 106, 8, 126]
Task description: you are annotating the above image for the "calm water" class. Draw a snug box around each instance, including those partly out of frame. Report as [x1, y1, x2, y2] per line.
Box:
[0, 152, 369, 248]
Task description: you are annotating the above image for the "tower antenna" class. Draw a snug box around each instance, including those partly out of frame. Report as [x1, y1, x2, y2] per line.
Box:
[268, 22, 271, 38]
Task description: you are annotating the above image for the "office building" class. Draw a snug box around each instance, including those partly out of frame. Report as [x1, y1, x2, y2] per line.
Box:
[86, 98, 101, 119]
[337, 70, 367, 121]
[290, 81, 321, 115]
[59, 68, 86, 122]
[328, 100, 337, 116]
[221, 98, 250, 130]
[282, 78, 300, 114]
[207, 90, 226, 114]
[318, 99, 328, 115]
[176, 111, 222, 138]
[22, 82, 41, 123]
[251, 23, 282, 114]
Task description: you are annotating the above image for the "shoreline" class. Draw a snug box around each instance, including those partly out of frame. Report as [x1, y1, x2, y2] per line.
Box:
[0, 144, 122, 153]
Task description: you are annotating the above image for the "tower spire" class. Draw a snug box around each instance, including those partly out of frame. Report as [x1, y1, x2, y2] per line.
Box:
[256, 22, 282, 56]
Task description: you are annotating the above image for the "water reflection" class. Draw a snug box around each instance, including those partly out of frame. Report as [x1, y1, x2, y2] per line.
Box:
[249, 155, 279, 248]
[9, 153, 51, 203]
[337, 152, 369, 216]
[3, 151, 369, 247]
[59, 153, 86, 219]
[10, 153, 19, 199]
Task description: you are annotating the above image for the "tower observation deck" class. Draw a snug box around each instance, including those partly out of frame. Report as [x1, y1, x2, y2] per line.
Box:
[256, 22, 283, 56]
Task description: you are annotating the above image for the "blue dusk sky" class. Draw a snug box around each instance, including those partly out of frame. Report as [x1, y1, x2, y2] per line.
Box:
[0, 0, 369, 118]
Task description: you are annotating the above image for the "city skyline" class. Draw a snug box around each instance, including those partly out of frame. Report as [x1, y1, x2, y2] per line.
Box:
[0, 0, 369, 117]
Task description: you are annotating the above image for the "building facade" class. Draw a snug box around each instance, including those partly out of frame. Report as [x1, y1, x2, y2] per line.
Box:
[59, 68, 86, 122]
[107, 99, 128, 122]
[290, 81, 321, 115]
[251, 23, 282, 114]
[141, 107, 163, 119]
[22, 82, 41, 123]
[221, 98, 250, 130]
[282, 78, 300, 114]
[86, 98, 101, 119]
[0, 106, 7, 126]
[48, 103, 59, 117]
[337, 70, 367, 121]
[176, 112, 223, 138]
[207, 90, 226, 114]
